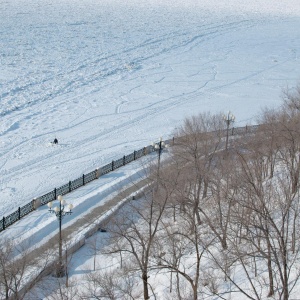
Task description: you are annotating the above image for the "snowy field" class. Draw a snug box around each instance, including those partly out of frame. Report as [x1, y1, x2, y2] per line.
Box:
[1, 0, 300, 218]
[1, 0, 300, 299]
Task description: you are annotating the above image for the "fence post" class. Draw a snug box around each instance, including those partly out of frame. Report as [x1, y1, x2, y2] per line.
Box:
[33, 198, 41, 209]
[69, 181, 72, 192]
[123, 156, 126, 166]
[112, 160, 114, 171]
[18, 207, 21, 220]
[98, 168, 102, 177]
[134, 150, 136, 160]
[3, 217, 5, 230]
[83, 174, 85, 186]
[96, 168, 100, 179]
[54, 188, 57, 200]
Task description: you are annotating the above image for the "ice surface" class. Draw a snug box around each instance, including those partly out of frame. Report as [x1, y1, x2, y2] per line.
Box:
[0, 0, 300, 218]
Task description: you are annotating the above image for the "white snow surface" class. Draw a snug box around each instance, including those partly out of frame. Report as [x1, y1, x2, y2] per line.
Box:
[1, 0, 300, 298]
[0, 0, 300, 220]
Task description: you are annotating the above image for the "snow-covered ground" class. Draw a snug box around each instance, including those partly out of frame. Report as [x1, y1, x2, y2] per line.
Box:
[1, 0, 300, 298]
[1, 0, 300, 217]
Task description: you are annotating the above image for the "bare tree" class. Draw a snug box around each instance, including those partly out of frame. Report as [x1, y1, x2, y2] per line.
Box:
[282, 85, 300, 112]
[199, 157, 238, 250]
[171, 113, 225, 227]
[102, 169, 175, 300]
[0, 238, 53, 300]
[155, 213, 212, 300]
[81, 267, 141, 300]
[226, 136, 300, 300]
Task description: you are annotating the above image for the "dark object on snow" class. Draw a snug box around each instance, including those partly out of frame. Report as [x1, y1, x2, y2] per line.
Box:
[53, 138, 58, 144]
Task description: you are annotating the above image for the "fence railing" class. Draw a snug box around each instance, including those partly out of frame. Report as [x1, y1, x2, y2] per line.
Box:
[0, 124, 258, 233]
[0, 144, 157, 232]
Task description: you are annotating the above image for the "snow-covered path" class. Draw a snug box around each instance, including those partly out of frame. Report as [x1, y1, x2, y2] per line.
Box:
[0, 0, 300, 218]
[0, 154, 152, 252]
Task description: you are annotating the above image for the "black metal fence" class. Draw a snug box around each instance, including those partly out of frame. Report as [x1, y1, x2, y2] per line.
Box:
[0, 124, 258, 233]
[0, 144, 156, 232]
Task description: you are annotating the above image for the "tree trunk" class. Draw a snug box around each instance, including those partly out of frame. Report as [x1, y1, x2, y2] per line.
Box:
[142, 271, 150, 299]
[267, 239, 274, 297]
[192, 284, 198, 300]
[283, 247, 289, 300]
[176, 272, 182, 300]
[221, 237, 228, 250]
[292, 215, 296, 253]
[202, 180, 208, 199]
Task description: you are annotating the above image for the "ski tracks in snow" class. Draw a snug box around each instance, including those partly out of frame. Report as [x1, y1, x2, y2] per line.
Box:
[0, 5, 299, 216]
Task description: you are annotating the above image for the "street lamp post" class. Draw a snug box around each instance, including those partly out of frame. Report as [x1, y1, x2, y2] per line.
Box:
[152, 137, 168, 172]
[48, 195, 73, 277]
[223, 111, 235, 151]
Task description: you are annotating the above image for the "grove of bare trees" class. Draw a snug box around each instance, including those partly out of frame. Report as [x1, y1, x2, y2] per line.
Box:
[84, 88, 300, 299]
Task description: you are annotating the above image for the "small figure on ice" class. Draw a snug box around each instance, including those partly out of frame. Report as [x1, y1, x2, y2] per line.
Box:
[53, 138, 58, 145]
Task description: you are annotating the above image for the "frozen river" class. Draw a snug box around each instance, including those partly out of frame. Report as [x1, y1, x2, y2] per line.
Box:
[0, 0, 300, 216]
